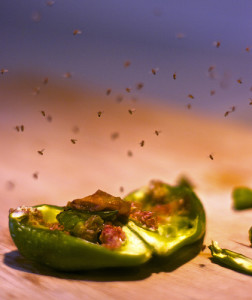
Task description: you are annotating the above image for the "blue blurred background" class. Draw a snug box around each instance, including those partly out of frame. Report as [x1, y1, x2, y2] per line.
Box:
[1, 0, 252, 121]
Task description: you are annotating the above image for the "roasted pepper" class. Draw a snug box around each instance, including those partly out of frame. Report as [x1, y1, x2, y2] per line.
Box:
[9, 179, 206, 271]
[232, 187, 252, 210]
[209, 241, 252, 275]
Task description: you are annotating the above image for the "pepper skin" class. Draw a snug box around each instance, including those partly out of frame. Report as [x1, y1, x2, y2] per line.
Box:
[9, 179, 206, 271]
[209, 241, 252, 275]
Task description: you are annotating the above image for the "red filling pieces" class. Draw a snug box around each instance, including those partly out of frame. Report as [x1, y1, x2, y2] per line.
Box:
[130, 209, 158, 230]
[99, 224, 126, 249]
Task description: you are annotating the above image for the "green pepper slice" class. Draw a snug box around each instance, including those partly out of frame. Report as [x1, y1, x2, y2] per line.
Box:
[232, 187, 252, 210]
[9, 205, 151, 271]
[209, 241, 252, 275]
[124, 180, 206, 256]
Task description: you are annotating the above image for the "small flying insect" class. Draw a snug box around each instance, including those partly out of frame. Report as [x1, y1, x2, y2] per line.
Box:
[46, 1, 55, 6]
[210, 90, 216, 96]
[71, 139, 77, 144]
[173, 73, 176, 80]
[6, 180, 15, 191]
[127, 150, 133, 157]
[224, 111, 229, 117]
[33, 172, 39, 179]
[128, 108, 136, 115]
[73, 29, 82, 36]
[37, 149, 45, 155]
[237, 78, 242, 84]
[97, 111, 103, 117]
[154, 130, 161, 136]
[20, 125, 24, 132]
[136, 82, 144, 90]
[33, 87, 41, 95]
[176, 33, 185, 39]
[208, 66, 215, 72]
[125, 87, 131, 93]
[140, 140, 145, 147]
[249, 98, 252, 105]
[119, 186, 124, 193]
[1, 69, 8, 75]
[106, 88, 111, 95]
[63, 72, 72, 79]
[245, 47, 250, 52]
[151, 68, 159, 75]
[41, 110, 46, 117]
[110, 132, 119, 140]
[124, 61, 131, 68]
[116, 95, 123, 103]
[186, 103, 192, 109]
[46, 115, 52, 122]
[43, 77, 48, 84]
[209, 154, 214, 160]
[213, 41, 221, 48]
[15, 126, 20, 132]
[188, 94, 194, 99]
[72, 125, 80, 133]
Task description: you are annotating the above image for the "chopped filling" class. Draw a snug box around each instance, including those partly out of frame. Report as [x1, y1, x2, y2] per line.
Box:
[130, 203, 158, 230]
[99, 224, 126, 249]
[71, 215, 104, 243]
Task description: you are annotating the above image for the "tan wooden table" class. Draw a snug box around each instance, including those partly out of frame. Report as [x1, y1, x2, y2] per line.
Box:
[1, 78, 251, 299]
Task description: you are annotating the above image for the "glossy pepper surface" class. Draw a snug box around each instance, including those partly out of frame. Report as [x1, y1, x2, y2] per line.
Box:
[209, 241, 252, 275]
[9, 179, 206, 271]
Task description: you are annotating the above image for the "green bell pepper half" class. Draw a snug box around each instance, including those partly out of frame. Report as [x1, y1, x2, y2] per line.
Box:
[209, 241, 252, 275]
[9, 179, 206, 271]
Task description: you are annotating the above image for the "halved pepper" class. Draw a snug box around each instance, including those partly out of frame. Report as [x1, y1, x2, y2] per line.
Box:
[9, 179, 206, 271]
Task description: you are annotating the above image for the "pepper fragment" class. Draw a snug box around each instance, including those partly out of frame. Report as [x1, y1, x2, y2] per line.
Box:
[232, 187, 252, 210]
[209, 241, 252, 275]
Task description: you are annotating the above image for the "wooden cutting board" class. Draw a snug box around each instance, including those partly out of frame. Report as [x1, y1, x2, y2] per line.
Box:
[1, 78, 251, 299]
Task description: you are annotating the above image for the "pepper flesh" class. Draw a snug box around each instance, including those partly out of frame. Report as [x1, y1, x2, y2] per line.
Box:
[209, 241, 252, 275]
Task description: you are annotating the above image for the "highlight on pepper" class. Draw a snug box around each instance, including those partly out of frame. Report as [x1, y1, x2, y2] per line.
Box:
[9, 179, 206, 271]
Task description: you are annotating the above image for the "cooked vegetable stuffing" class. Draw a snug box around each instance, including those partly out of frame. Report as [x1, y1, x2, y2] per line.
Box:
[209, 241, 252, 275]
[9, 179, 206, 271]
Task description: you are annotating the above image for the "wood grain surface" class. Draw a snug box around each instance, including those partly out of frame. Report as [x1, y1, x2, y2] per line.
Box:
[1, 78, 252, 299]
